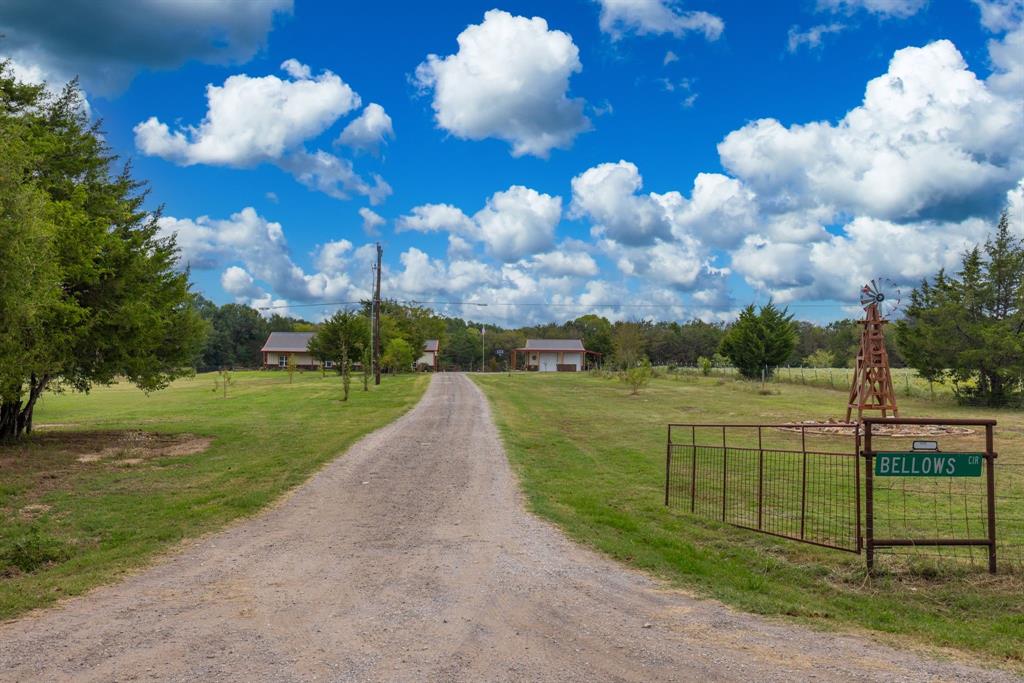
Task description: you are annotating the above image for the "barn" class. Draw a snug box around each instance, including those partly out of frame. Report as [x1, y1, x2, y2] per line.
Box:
[511, 339, 600, 372]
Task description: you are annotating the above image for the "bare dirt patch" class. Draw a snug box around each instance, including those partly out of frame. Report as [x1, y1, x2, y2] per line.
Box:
[1, 430, 211, 464]
[0, 431, 211, 466]
[16, 504, 51, 520]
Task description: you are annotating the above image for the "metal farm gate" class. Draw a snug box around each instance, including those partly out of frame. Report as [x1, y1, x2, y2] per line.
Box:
[664, 419, 1004, 572]
[665, 423, 861, 552]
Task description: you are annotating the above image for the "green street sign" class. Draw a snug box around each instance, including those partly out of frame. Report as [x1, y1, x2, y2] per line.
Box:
[874, 452, 983, 477]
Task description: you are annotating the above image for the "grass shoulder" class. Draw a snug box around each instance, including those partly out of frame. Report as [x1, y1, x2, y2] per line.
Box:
[472, 371, 1023, 670]
[0, 370, 428, 619]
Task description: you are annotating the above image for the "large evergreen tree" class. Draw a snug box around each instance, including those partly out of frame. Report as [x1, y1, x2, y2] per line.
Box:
[896, 212, 1024, 406]
[0, 65, 206, 439]
[719, 302, 798, 379]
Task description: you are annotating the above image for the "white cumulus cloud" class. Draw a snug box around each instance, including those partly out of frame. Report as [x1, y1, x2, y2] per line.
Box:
[220, 266, 261, 298]
[414, 9, 591, 158]
[135, 60, 359, 166]
[135, 60, 390, 203]
[474, 186, 562, 261]
[359, 207, 386, 236]
[570, 161, 676, 245]
[596, 0, 724, 40]
[787, 23, 846, 52]
[817, 0, 926, 17]
[338, 103, 394, 155]
[158, 207, 370, 305]
[528, 250, 600, 277]
[395, 203, 477, 235]
[718, 40, 1023, 221]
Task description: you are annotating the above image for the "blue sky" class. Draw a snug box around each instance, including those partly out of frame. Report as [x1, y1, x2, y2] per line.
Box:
[2, 0, 1021, 325]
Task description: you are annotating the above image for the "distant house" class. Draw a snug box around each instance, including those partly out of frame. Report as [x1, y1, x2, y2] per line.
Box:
[417, 339, 440, 371]
[261, 332, 332, 370]
[511, 339, 600, 372]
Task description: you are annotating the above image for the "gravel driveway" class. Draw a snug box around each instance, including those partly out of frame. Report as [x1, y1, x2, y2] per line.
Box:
[0, 373, 1017, 682]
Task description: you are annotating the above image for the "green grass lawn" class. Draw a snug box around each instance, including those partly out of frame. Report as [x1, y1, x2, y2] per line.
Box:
[473, 371, 1024, 668]
[0, 370, 428, 619]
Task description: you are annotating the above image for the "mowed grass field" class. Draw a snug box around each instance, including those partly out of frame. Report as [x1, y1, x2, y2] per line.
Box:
[473, 372, 1024, 668]
[692, 365, 961, 400]
[0, 370, 428, 619]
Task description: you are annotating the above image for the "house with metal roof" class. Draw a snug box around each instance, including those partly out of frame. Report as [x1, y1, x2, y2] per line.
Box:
[416, 339, 441, 371]
[511, 339, 600, 372]
[260, 331, 329, 370]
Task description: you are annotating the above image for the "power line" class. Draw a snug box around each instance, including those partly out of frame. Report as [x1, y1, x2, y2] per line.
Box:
[257, 299, 844, 311]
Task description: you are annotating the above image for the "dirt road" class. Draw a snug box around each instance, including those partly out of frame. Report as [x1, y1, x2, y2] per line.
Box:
[0, 374, 1016, 682]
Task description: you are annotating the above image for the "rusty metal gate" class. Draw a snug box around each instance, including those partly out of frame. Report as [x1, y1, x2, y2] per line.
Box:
[862, 417, 998, 572]
[665, 423, 862, 552]
[664, 419, 1003, 572]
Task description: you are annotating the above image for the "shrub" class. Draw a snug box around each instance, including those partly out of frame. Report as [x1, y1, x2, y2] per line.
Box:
[804, 349, 835, 368]
[621, 358, 653, 395]
[2, 525, 69, 573]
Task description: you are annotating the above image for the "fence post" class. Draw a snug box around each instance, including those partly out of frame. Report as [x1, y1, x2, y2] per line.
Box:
[986, 424, 997, 574]
[799, 426, 807, 539]
[665, 425, 672, 507]
[855, 426, 862, 553]
[721, 426, 728, 522]
[864, 422, 874, 572]
[690, 426, 697, 513]
[757, 426, 764, 530]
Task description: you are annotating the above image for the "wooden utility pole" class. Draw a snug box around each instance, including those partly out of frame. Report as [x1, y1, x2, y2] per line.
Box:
[373, 242, 382, 385]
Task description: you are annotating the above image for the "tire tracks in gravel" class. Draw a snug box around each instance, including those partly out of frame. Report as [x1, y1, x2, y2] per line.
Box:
[0, 373, 1017, 682]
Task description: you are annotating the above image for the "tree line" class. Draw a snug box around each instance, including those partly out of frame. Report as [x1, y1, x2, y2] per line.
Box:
[435, 313, 887, 372]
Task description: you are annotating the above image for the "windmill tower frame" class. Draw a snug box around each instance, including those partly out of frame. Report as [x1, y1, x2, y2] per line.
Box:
[846, 281, 900, 422]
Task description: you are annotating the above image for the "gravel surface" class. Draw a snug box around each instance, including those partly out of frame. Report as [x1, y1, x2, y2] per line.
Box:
[0, 373, 1017, 682]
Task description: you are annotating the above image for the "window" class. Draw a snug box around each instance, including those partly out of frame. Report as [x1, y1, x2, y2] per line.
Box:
[278, 354, 288, 367]
[324, 360, 334, 368]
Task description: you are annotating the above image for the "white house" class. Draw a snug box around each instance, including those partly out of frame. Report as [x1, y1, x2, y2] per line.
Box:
[511, 339, 599, 372]
[416, 339, 440, 371]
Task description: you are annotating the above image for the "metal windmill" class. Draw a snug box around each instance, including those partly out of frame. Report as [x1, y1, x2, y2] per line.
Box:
[846, 278, 901, 422]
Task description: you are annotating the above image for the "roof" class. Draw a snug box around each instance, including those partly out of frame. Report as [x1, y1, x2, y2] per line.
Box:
[261, 331, 314, 352]
[423, 339, 439, 352]
[521, 339, 585, 352]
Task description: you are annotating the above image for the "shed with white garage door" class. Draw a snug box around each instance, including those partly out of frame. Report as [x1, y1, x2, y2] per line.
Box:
[511, 339, 600, 372]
